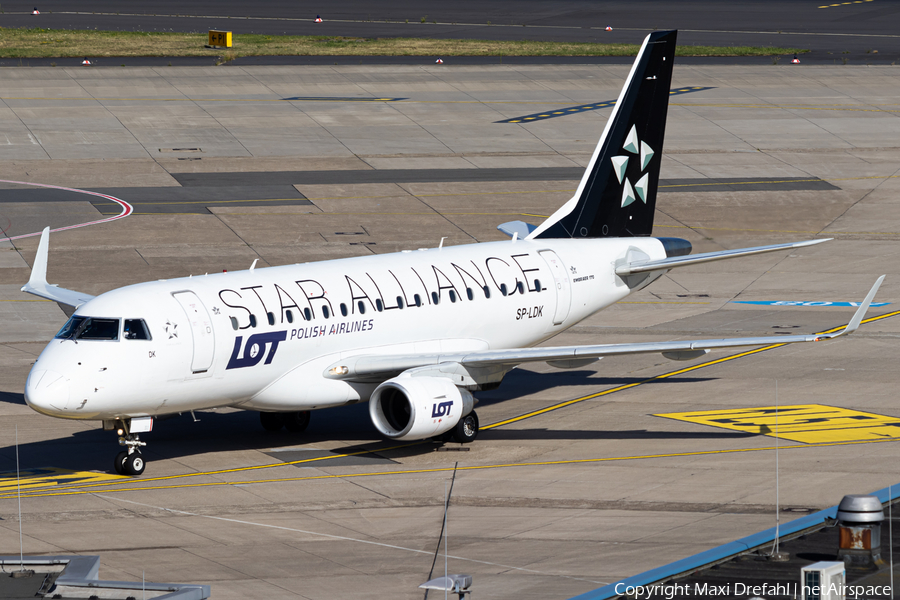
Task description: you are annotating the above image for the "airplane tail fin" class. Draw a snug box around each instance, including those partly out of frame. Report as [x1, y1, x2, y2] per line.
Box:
[529, 30, 677, 240]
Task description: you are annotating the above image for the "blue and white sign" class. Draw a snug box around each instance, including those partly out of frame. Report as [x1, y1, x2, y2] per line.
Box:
[731, 300, 890, 307]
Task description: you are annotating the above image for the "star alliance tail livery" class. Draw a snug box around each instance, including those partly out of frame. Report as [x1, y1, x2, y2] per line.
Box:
[22, 30, 884, 475]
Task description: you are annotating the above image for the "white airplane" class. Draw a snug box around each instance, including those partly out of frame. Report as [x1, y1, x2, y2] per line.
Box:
[21, 30, 884, 476]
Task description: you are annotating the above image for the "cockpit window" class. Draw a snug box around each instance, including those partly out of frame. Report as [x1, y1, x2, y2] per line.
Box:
[55, 316, 120, 341]
[123, 319, 151, 340]
[55, 316, 87, 339]
[78, 318, 120, 340]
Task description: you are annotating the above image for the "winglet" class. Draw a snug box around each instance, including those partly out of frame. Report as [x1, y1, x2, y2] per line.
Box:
[23, 226, 51, 291]
[842, 275, 885, 335]
[20, 227, 95, 309]
[819, 275, 886, 340]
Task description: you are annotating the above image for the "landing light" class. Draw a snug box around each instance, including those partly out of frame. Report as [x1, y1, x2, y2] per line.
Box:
[116, 427, 125, 436]
[329, 366, 349, 376]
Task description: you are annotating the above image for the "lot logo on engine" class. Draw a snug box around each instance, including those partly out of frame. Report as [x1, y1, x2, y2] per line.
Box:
[227, 331, 287, 370]
[432, 400, 453, 418]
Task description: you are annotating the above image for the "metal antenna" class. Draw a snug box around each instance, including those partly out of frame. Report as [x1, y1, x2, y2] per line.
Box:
[423, 463, 458, 600]
[773, 380, 780, 556]
[16, 424, 24, 571]
[444, 480, 448, 600]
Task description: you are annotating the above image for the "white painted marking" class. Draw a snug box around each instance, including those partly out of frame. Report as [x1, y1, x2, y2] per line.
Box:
[98, 494, 608, 585]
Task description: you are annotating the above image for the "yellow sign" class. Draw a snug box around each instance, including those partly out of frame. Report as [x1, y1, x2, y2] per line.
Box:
[656, 404, 900, 444]
[208, 30, 232, 48]
[0, 467, 124, 496]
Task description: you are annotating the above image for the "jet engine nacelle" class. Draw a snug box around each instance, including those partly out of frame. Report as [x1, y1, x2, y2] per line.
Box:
[369, 376, 474, 441]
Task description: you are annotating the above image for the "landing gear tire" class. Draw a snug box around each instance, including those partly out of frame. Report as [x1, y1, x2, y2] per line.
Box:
[260, 412, 285, 432]
[114, 451, 128, 475]
[284, 411, 311, 433]
[452, 410, 479, 444]
[123, 452, 145, 476]
[113, 420, 148, 476]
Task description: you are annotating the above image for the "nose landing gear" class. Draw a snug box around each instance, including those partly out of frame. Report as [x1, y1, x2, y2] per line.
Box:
[108, 419, 147, 476]
[114, 447, 145, 476]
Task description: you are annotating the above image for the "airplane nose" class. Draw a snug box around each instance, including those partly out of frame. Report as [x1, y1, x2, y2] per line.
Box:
[25, 369, 70, 416]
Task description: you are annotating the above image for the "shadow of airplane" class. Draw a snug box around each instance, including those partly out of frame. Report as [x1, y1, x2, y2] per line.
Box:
[0, 368, 723, 473]
[475, 369, 715, 405]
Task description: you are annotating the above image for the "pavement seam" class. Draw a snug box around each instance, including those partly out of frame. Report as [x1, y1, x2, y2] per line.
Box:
[96, 493, 610, 585]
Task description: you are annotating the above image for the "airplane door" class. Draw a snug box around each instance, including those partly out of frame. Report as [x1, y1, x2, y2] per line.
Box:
[173, 291, 215, 373]
[539, 250, 571, 325]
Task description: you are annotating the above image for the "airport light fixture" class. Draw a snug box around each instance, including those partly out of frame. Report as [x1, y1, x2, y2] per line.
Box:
[419, 574, 472, 599]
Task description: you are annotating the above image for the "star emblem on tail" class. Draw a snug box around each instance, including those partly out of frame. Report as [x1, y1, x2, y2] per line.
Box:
[610, 125, 655, 208]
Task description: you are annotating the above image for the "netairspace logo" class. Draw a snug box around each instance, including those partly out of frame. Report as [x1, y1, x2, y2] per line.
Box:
[614, 582, 892, 599]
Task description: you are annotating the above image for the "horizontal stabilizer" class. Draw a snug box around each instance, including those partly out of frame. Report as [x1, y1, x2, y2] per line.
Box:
[497, 221, 537, 239]
[616, 238, 830, 276]
[20, 227, 95, 309]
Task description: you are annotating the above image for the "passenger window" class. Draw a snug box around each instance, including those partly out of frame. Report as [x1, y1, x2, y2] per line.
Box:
[267, 312, 275, 326]
[397, 296, 404, 309]
[483, 286, 491, 299]
[500, 283, 508, 296]
[431, 291, 439, 305]
[304, 307, 312, 321]
[357, 301, 366, 314]
[249, 314, 258, 328]
[449, 290, 457, 303]
[123, 319, 151, 340]
[375, 298, 384, 312]
[340, 303, 348, 317]
[534, 279, 541, 292]
[517, 281, 525, 294]
[466, 287, 474, 301]
[414, 294, 422, 307]
[286, 310, 294, 324]
[229, 317, 239, 330]
[77, 318, 120, 341]
[323, 305, 331, 319]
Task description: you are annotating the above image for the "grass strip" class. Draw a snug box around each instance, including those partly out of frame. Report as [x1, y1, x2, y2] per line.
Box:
[0, 28, 808, 59]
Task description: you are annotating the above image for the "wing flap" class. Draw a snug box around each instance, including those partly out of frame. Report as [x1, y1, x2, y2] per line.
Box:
[20, 227, 95, 309]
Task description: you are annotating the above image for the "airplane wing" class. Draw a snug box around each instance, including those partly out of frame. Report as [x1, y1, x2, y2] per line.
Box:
[616, 239, 830, 276]
[20, 227, 95, 309]
[325, 275, 884, 383]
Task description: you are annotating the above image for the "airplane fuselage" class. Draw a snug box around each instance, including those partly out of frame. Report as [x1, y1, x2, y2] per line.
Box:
[24, 237, 667, 421]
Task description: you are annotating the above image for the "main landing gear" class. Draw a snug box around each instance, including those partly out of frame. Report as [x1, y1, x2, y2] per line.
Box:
[259, 411, 311, 433]
[111, 420, 146, 476]
[454, 410, 479, 443]
[438, 410, 480, 444]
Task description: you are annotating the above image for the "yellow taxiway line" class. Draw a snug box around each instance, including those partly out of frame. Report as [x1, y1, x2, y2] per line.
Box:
[4, 437, 898, 500]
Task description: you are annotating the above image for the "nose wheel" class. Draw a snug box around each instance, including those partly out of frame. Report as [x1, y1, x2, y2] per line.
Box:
[112, 420, 147, 476]
[114, 449, 145, 476]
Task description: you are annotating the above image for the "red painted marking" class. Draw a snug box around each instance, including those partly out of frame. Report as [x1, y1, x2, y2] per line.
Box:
[0, 179, 133, 242]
